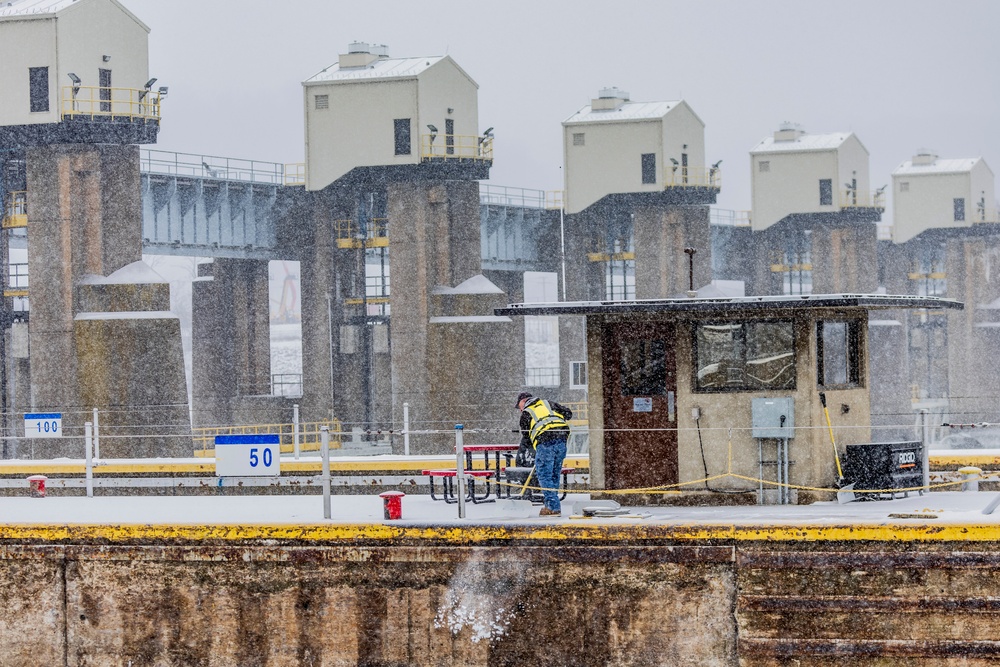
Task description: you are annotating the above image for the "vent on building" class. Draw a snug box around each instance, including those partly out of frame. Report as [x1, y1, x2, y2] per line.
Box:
[912, 149, 938, 166]
[758, 160, 770, 173]
[592, 87, 629, 111]
[340, 42, 389, 69]
[315, 95, 329, 110]
[774, 122, 804, 142]
[573, 133, 585, 146]
[900, 182, 909, 192]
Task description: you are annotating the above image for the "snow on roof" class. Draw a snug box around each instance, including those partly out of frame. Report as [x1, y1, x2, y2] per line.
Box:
[563, 101, 680, 124]
[75, 310, 178, 321]
[0, 0, 78, 17]
[893, 157, 981, 176]
[305, 55, 446, 84]
[78, 260, 167, 286]
[432, 274, 504, 295]
[751, 132, 852, 154]
[429, 315, 512, 324]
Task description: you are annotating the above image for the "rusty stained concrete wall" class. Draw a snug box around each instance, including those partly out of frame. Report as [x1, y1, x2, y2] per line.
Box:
[5, 539, 1000, 665]
[0, 544, 735, 666]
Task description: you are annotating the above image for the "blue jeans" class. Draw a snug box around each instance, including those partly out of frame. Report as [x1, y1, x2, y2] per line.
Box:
[535, 435, 568, 512]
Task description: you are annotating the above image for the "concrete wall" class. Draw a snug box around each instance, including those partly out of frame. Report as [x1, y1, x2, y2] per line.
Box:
[191, 258, 272, 427]
[25, 144, 144, 456]
[0, 535, 997, 665]
[633, 205, 711, 298]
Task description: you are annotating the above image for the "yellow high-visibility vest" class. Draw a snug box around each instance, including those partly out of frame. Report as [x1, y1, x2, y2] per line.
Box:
[525, 399, 568, 447]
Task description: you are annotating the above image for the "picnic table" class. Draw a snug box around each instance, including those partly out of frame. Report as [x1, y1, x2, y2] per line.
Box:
[461, 443, 519, 485]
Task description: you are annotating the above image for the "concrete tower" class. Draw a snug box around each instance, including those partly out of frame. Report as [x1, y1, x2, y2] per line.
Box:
[0, 0, 190, 457]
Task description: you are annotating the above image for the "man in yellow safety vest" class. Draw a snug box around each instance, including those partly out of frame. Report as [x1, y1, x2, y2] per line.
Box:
[516, 392, 573, 516]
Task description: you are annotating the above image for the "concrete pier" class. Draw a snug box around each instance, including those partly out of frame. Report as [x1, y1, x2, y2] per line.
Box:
[1, 491, 999, 665]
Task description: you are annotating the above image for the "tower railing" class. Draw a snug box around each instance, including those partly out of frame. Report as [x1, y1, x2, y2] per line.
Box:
[61, 86, 163, 122]
[479, 184, 547, 209]
[664, 166, 722, 189]
[140, 149, 286, 185]
[1, 191, 27, 228]
[420, 134, 493, 161]
[839, 189, 887, 209]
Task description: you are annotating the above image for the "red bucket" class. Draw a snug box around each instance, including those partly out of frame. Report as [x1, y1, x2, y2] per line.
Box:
[27, 475, 47, 498]
[379, 491, 405, 520]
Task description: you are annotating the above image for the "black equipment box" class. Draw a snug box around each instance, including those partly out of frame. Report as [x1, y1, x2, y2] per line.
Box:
[842, 441, 923, 498]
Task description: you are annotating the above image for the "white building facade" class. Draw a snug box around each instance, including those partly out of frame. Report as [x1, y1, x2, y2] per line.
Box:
[891, 152, 997, 243]
[562, 88, 709, 215]
[750, 125, 876, 232]
[0, 0, 151, 131]
[302, 43, 484, 191]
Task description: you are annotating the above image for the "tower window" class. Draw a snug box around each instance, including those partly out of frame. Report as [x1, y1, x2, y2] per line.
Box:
[29, 67, 49, 113]
[641, 153, 656, 184]
[954, 198, 965, 221]
[819, 179, 833, 206]
[99, 68, 112, 112]
[394, 118, 411, 155]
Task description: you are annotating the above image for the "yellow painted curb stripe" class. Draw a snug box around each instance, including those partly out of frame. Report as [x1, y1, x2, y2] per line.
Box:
[0, 522, 998, 544]
[0, 457, 590, 476]
[929, 453, 1000, 467]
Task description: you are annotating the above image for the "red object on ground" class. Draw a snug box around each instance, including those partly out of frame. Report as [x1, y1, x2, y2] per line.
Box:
[379, 491, 405, 520]
[27, 475, 47, 498]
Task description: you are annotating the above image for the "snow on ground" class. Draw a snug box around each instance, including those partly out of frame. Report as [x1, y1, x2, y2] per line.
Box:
[1, 491, 998, 526]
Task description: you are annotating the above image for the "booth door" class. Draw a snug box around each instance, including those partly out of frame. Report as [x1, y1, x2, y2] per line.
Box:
[603, 323, 678, 490]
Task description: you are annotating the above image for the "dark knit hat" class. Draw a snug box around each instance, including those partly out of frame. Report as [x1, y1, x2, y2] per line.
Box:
[516, 392, 533, 408]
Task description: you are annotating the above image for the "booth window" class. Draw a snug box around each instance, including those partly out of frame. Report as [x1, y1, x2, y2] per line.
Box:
[817, 320, 862, 388]
[570, 361, 587, 389]
[620, 339, 666, 395]
[694, 321, 795, 392]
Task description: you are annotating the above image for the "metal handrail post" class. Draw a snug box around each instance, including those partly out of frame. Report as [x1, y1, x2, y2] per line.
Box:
[293, 403, 300, 460]
[921, 409, 930, 491]
[321, 426, 331, 519]
[455, 425, 466, 519]
[403, 403, 410, 456]
[85, 421, 93, 498]
[93, 407, 100, 461]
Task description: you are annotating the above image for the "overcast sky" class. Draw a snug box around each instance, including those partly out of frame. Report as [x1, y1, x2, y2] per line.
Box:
[125, 0, 1000, 214]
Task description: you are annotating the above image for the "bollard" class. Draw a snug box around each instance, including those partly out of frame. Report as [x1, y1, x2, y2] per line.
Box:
[27, 475, 47, 498]
[321, 426, 331, 519]
[959, 466, 982, 492]
[379, 491, 405, 520]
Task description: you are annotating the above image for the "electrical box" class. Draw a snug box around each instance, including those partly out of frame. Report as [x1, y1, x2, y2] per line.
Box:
[751, 397, 795, 439]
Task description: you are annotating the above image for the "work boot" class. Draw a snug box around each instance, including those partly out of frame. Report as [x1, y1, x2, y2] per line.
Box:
[539, 507, 560, 516]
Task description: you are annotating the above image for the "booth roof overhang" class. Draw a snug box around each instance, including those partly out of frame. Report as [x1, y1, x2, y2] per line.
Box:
[494, 293, 964, 317]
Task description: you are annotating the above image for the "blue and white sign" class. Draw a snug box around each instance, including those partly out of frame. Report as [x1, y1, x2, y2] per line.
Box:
[215, 434, 281, 477]
[24, 413, 62, 438]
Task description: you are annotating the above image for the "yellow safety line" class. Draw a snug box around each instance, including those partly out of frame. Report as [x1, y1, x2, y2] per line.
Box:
[0, 522, 999, 544]
[0, 456, 590, 476]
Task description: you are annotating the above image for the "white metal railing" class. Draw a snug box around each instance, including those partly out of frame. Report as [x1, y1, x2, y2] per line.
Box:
[710, 208, 752, 227]
[480, 184, 547, 209]
[139, 149, 289, 185]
